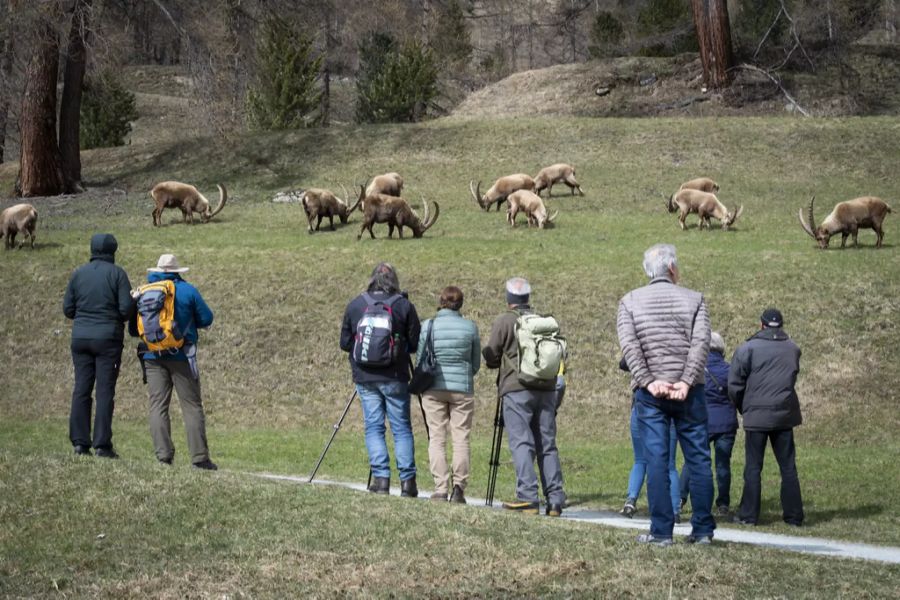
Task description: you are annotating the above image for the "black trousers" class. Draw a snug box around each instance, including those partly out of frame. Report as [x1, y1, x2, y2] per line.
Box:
[738, 429, 804, 525]
[69, 338, 123, 450]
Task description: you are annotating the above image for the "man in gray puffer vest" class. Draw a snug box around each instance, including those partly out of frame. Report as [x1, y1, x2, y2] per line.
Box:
[729, 308, 804, 527]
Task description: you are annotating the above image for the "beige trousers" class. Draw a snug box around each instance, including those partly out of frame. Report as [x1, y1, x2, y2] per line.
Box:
[146, 360, 210, 464]
[421, 389, 475, 494]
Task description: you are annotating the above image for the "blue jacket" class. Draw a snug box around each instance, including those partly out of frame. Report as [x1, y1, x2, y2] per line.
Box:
[417, 309, 481, 395]
[704, 351, 738, 435]
[340, 290, 420, 383]
[141, 272, 213, 361]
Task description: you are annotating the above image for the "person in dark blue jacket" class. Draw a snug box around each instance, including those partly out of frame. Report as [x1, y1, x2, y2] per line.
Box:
[340, 262, 421, 497]
[680, 331, 738, 516]
[63, 233, 134, 458]
[138, 254, 217, 470]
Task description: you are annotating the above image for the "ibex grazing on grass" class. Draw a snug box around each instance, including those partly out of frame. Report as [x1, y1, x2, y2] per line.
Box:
[366, 172, 404, 197]
[356, 186, 440, 240]
[300, 186, 361, 233]
[799, 196, 892, 249]
[507, 190, 558, 229]
[679, 177, 719, 194]
[469, 174, 535, 211]
[1, 203, 38, 249]
[668, 189, 743, 231]
[533, 163, 584, 197]
[150, 181, 227, 226]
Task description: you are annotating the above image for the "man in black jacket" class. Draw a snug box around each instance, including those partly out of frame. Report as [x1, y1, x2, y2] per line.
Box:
[340, 263, 420, 497]
[63, 233, 134, 458]
[728, 308, 804, 526]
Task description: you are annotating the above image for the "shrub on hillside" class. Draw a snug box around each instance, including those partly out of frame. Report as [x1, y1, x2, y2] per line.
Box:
[431, 0, 472, 71]
[247, 17, 323, 129]
[356, 34, 438, 123]
[588, 11, 625, 58]
[637, 0, 691, 35]
[80, 73, 138, 149]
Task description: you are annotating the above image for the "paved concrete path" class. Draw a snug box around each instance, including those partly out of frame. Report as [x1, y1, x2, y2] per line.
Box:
[255, 473, 900, 565]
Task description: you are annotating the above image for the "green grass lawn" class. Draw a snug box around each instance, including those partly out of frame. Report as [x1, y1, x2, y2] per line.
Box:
[1, 115, 899, 594]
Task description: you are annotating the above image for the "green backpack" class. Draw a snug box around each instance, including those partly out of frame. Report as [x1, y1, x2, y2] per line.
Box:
[514, 312, 567, 389]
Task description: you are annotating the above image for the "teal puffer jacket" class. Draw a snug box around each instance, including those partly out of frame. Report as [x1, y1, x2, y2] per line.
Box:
[417, 309, 481, 395]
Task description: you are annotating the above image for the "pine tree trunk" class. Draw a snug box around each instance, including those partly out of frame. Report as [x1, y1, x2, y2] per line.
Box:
[18, 7, 64, 197]
[0, 0, 17, 165]
[59, 0, 92, 193]
[691, 0, 734, 90]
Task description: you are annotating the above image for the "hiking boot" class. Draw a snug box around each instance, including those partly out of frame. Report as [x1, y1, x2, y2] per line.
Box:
[158, 457, 173, 465]
[636, 534, 673, 547]
[620, 498, 637, 518]
[369, 477, 390, 494]
[400, 477, 418, 498]
[191, 459, 218, 471]
[502, 500, 540, 514]
[73, 445, 91, 456]
[686, 534, 713, 545]
[715, 505, 731, 517]
[546, 503, 563, 517]
[430, 492, 448, 502]
[731, 515, 756, 526]
[449, 485, 466, 504]
[95, 448, 119, 459]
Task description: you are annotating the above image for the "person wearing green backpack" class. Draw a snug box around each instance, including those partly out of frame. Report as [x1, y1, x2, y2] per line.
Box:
[483, 277, 567, 517]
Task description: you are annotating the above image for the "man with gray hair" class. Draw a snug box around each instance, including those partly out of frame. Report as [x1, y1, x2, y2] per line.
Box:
[617, 244, 715, 545]
[483, 277, 566, 516]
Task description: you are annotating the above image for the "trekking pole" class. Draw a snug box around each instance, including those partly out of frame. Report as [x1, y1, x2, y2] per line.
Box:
[408, 358, 430, 441]
[308, 390, 358, 483]
[485, 394, 504, 506]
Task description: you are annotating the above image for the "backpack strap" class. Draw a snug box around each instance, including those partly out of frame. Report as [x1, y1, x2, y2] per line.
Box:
[705, 367, 726, 393]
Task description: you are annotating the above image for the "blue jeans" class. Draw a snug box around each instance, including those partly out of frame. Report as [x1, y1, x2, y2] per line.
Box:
[357, 381, 416, 481]
[626, 405, 681, 514]
[680, 432, 736, 508]
[635, 386, 715, 539]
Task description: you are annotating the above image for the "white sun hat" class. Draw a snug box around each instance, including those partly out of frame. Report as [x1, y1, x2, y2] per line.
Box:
[148, 253, 189, 273]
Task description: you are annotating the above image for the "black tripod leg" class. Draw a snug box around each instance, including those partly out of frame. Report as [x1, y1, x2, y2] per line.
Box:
[486, 395, 504, 506]
[308, 390, 358, 483]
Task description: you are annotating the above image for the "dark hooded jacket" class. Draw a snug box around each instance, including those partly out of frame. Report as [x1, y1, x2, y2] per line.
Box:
[63, 234, 133, 341]
[728, 327, 802, 431]
[705, 350, 738, 435]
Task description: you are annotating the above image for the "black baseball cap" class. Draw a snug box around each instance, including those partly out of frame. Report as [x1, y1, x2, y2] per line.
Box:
[760, 308, 784, 328]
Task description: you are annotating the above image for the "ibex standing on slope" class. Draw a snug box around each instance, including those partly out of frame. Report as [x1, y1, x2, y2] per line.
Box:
[366, 172, 404, 197]
[469, 174, 535, 211]
[150, 181, 227, 226]
[356, 186, 441, 240]
[1, 203, 38, 249]
[798, 196, 892, 249]
[533, 163, 584, 197]
[507, 190, 558, 229]
[668, 189, 743, 231]
[300, 186, 361, 233]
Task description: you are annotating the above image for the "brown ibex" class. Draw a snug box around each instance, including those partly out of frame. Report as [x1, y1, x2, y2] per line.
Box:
[300, 186, 361, 233]
[798, 196, 892, 249]
[669, 189, 743, 231]
[356, 186, 440, 240]
[665, 178, 719, 212]
[507, 190, 558, 229]
[366, 172, 404, 197]
[533, 163, 584, 197]
[469, 174, 535, 212]
[150, 181, 227, 226]
[1, 203, 38, 249]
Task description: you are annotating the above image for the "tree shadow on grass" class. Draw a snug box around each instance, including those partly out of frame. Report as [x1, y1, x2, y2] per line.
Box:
[801, 503, 886, 527]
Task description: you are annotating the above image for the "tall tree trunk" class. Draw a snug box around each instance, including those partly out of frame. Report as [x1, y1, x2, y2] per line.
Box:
[59, 0, 92, 193]
[18, 5, 64, 197]
[0, 0, 17, 165]
[691, 0, 734, 90]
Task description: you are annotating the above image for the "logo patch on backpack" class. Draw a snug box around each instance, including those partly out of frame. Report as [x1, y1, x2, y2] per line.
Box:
[515, 312, 567, 389]
[136, 280, 184, 353]
[353, 293, 400, 367]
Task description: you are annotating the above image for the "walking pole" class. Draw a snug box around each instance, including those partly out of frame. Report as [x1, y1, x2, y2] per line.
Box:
[408, 358, 431, 441]
[308, 390, 358, 483]
[485, 394, 504, 506]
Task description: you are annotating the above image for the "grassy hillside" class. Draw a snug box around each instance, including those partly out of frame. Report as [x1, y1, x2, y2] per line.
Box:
[1, 116, 899, 550]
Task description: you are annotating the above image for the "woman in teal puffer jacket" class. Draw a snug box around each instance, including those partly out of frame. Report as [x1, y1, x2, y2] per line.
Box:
[417, 286, 481, 504]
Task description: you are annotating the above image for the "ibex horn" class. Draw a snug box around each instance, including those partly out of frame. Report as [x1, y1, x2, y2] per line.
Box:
[469, 180, 480, 207]
[423, 201, 440, 231]
[798, 196, 816, 238]
[207, 184, 228, 219]
[547, 210, 559, 223]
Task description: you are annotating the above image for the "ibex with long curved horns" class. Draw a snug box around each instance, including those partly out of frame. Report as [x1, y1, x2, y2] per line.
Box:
[300, 186, 361, 233]
[469, 174, 535, 212]
[669, 189, 743, 231]
[356, 186, 440, 240]
[151, 181, 227, 226]
[798, 196, 892, 249]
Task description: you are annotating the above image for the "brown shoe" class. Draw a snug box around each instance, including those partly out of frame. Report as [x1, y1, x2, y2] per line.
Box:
[449, 485, 466, 504]
[502, 500, 539, 514]
[430, 492, 448, 502]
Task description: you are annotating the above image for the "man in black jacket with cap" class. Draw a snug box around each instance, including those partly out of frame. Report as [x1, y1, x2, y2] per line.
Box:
[728, 308, 804, 526]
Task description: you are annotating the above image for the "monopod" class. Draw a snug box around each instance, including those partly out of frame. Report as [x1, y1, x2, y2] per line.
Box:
[308, 390, 358, 483]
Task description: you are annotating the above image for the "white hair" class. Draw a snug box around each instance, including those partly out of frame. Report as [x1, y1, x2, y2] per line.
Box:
[642, 244, 678, 279]
[710, 331, 726, 354]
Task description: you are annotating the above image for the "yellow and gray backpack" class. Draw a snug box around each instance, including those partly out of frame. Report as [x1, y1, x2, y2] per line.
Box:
[514, 312, 567, 389]
[136, 280, 184, 353]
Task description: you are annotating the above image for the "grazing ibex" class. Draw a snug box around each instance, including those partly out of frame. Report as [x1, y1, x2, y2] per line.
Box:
[1, 203, 38, 249]
[669, 189, 743, 231]
[356, 186, 440, 240]
[507, 190, 558, 229]
[533, 163, 584, 197]
[798, 196, 892, 249]
[469, 174, 535, 211]
[300, 186, 361, 233]
[680, 177, 719, 194]
[366, 172, 404, 197]
[150, 181, 227, 226]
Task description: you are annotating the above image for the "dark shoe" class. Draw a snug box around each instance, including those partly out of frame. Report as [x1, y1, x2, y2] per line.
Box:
[546, 503, 563, 517]
[784, 520, 802, 528]
[674, 512, 682, 524]
[368, 476, 390, 494]
[449, 485, 466, 504]
[95, 448, 119, 459]
[73, 445, 92, 456]
[732, 515, 756, 526]
[686, 534, 713, 545]
[430, 492, 448, 502]
[159, 457, 173, 465]
[715, 505, 731, 517]
[400, 477, 418, 498]
[636, 534, 673, 547]
[191, 459, 218, 470]
[502, 500, 539, 514]
[620, 498, 637, 518]
[680, 497, 688, 511]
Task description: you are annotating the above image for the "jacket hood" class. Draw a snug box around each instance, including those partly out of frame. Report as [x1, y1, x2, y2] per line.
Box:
[751, 327, 790, 341]
[148, 272, 184, 283]
[90, 233, 118, 261]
